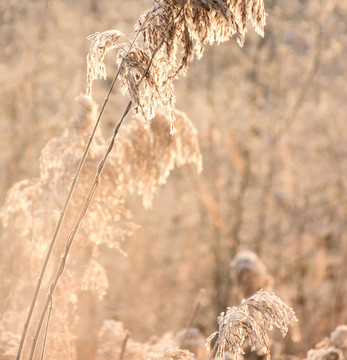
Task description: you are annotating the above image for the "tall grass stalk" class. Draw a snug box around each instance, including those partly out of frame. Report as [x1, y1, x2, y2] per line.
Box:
[15, 68, 119, 360]
[28, 100, 132, 360]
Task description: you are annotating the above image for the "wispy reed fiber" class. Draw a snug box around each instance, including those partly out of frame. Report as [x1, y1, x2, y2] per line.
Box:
[86, 30, 126, 96]
[87, 0, 266, 132]
[206, 290, 298, 360]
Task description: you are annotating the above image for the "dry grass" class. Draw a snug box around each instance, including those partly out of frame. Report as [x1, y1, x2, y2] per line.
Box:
[1, 0, 347, 360]
[206, 290, 298, 360]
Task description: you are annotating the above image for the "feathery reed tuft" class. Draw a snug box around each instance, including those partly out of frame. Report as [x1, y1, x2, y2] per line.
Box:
[86, 30, 127, 96]
[206, 290, 298, 360]
[116, 109, 202, 207]
[86, 0, 266, 132]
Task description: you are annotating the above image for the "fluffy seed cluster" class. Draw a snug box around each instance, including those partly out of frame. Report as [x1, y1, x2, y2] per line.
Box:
[206, 290, 298, 360]
[117, 109, 202, 207]
[86, 0, 266, 132]
[86, 30, 126, 96]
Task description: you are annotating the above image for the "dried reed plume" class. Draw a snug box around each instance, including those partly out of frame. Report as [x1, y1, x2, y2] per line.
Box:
[0, 94, 201, 264]
[0, 95, 202, 359]
[117, 109, 202, 207]
[86, 30, 126, 96]
[87, 0, 266, 132]
[206, 290, 298, 360]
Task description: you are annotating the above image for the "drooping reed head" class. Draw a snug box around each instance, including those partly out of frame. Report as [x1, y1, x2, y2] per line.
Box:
[86, 0, 266, 132]
[206, 290, 298, 360]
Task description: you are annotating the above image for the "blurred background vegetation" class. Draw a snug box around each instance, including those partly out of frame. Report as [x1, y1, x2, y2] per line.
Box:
[1, 0, 347, 359]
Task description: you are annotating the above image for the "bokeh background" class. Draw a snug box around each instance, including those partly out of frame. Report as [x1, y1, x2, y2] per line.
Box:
[1, 0, 347, 359]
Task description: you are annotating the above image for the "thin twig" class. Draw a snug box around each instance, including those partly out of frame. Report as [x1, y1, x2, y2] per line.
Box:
[39, 297, 52, 360]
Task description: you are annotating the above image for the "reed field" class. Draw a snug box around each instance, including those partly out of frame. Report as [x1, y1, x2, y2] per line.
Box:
[0, 1, 347, 359]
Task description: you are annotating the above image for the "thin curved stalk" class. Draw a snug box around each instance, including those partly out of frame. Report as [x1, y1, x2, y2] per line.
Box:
[15, 68, 119, 360]
[28, 99, 132, 360]
[39, 298, 52, 360]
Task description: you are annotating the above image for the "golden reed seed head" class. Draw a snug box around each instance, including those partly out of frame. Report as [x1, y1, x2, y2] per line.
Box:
[86, 0, 266, 133]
